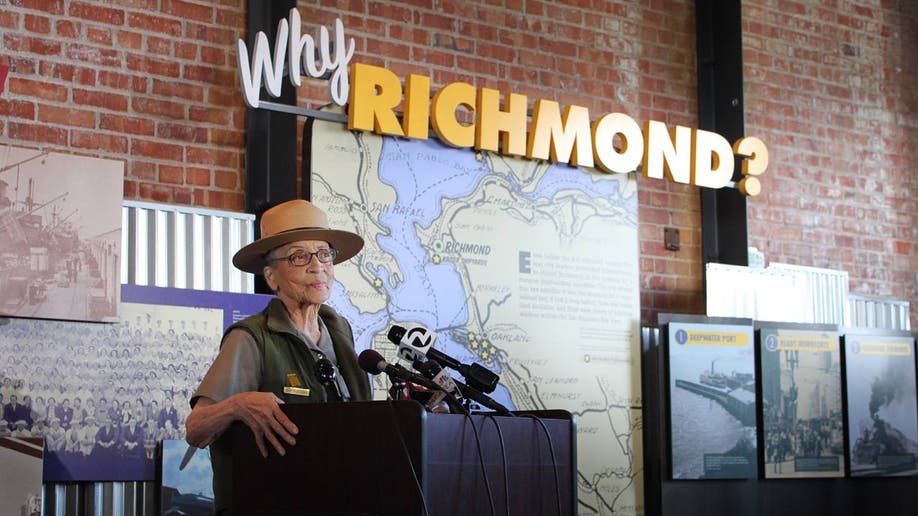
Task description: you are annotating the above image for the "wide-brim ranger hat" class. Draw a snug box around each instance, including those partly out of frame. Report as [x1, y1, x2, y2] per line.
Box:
[232, 199, 364, 275]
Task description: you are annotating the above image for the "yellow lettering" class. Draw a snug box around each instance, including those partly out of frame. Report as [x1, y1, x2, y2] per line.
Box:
[526, 100, 593, 166]
[347, 63, 404, 136]
[734, 136, 769, 196]
[643, 121, 691, 185]
[476, 88, 528, 156]
[403, 74, 430, 140]
[431, 82, 476, 148]
[592, 112, 643, 174]
[691, 129, 734, 189]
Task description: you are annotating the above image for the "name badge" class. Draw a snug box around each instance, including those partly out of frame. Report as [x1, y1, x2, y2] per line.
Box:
[283, 386, 310, 397]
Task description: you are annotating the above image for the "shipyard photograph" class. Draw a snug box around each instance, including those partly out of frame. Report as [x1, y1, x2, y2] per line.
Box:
[0, 147, 123, 322]
[668, 322, 758, 479]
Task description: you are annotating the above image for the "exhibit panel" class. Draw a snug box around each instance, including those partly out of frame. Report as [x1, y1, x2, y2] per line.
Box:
[842, 332, 918, 477]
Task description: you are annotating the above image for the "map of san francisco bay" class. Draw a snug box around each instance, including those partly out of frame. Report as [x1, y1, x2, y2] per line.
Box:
[309, 117, 643, 515]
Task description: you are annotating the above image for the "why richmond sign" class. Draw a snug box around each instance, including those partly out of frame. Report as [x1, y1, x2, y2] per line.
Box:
[237, 9, 769, 196]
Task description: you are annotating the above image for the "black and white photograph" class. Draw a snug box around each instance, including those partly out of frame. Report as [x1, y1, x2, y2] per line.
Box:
[0, 437, 42, 516]
[760, 326, 844, 478]
[0, 284, 271, 481]
[668, 321, 758, 479]
[844, 334, 918, 477]
[0, 145, 123, 322]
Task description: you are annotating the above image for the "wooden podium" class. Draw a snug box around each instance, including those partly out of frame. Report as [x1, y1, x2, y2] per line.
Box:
[232, 400, 576, 515]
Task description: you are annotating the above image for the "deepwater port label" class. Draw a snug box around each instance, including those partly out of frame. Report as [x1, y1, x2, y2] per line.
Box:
[849, 338, 913, 356]
[674, 327, 749, 346]
[764, 334, 835, 352]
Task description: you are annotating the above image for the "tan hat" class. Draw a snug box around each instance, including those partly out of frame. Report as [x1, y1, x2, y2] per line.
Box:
[232, 199, 363, 274]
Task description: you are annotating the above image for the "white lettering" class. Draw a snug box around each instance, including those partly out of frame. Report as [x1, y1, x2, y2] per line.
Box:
[238, 9, 354, 108]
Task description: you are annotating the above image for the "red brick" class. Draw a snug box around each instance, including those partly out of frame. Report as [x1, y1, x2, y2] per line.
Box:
[158, 164, 184, 184]
[200, 46, 225, 65]
[25, 14, 51, 33]
[186, 167, 211, 186]
[8, 121, 67, 145]
[100, 114, 155, 136]
[186, 147, 240, 168]
[38, 105, 95, 128]
[132, 98, 185, 120]
[175, 42, 198, 60]
[209, 128, 243, 147]
[173, 186, 193, 205]
[117, 30, 143, 49]
[146, 36, 172, 56]
[73, 89, 129, 111]
[162, 0, 213, 23]
[131, 139, 184, 160]
[205, 87, 237, 107]
[126, 54, 181, 78]
[157, 122, 207, 143]
[152, 79, 204, 102]
[131, 139, 182, 161]
[70, 130, 128, 153]
[9, 77, 68, 102]
[0, 11, 19, 29]
[184, 23, 233, 44]
[10, 0, 63, 15]
[214, 170, 237, 189]
[127, 13, 182, 37]
[0, 99, 36, 119]
[66, 44, 122, 66]
[4, 34, 62, 55]
[183, 64, 234, 84]
[69, 1, 124, 24]
[123, 179, 137, 198]
[130, 161, 156, 180]
[189, 106, 231, 125]
[55, 20, 81, 38]
[87, 27, 113, 46]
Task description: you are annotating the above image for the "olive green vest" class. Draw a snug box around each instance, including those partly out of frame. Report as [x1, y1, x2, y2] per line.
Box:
[210, 299, 371, 515]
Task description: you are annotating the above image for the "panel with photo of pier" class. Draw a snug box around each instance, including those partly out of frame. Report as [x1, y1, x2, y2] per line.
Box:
[667, 322, 758, 479]
[759, 325, 844, 478]
[843, 334, 918, 477]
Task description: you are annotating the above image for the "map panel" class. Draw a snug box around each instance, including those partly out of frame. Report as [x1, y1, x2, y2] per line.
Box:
[309, 118, 643, 515]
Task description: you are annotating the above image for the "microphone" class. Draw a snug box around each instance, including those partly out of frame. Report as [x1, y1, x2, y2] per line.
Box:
[315, 357, 342, 402]
[412, 358, 463, 411]
[388, 324, 501, 393]
[358, 349, 443, 393]
[415, 359, 513, 416]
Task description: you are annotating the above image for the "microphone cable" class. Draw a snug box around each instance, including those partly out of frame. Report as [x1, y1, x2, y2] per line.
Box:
[516, 414, 563, 516]
[482, 414, 510, 516]
[385, 400, 431, 516]
[451, 399, 498, 516]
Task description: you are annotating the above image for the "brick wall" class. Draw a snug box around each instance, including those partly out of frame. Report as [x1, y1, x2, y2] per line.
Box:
[0, 0, 247, 210]
[743, 0, 918, 328]
[0, 0, 914, 327]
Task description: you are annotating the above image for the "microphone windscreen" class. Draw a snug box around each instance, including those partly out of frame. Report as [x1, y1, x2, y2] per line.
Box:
[358, 348, 385, 374]
[387, 325, 406, 344]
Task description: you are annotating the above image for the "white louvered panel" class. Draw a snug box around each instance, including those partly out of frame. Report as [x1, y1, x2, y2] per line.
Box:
[706, 262, 848, 325]
[848, 294, 911, 331]
[121, 200, 255, 293]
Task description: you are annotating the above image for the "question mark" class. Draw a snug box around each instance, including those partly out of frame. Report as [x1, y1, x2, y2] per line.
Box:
[733, 137, 768, 196]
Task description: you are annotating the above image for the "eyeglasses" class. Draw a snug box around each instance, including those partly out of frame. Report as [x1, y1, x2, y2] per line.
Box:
[268, 248, 337, 267]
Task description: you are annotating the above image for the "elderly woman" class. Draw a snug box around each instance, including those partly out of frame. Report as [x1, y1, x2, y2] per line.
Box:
[185, 200, 371, 515]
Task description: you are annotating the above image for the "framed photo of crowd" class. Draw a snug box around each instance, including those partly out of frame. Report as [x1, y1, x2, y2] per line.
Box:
[0, 284, 271, 481]
[757, 323, 845, 478]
